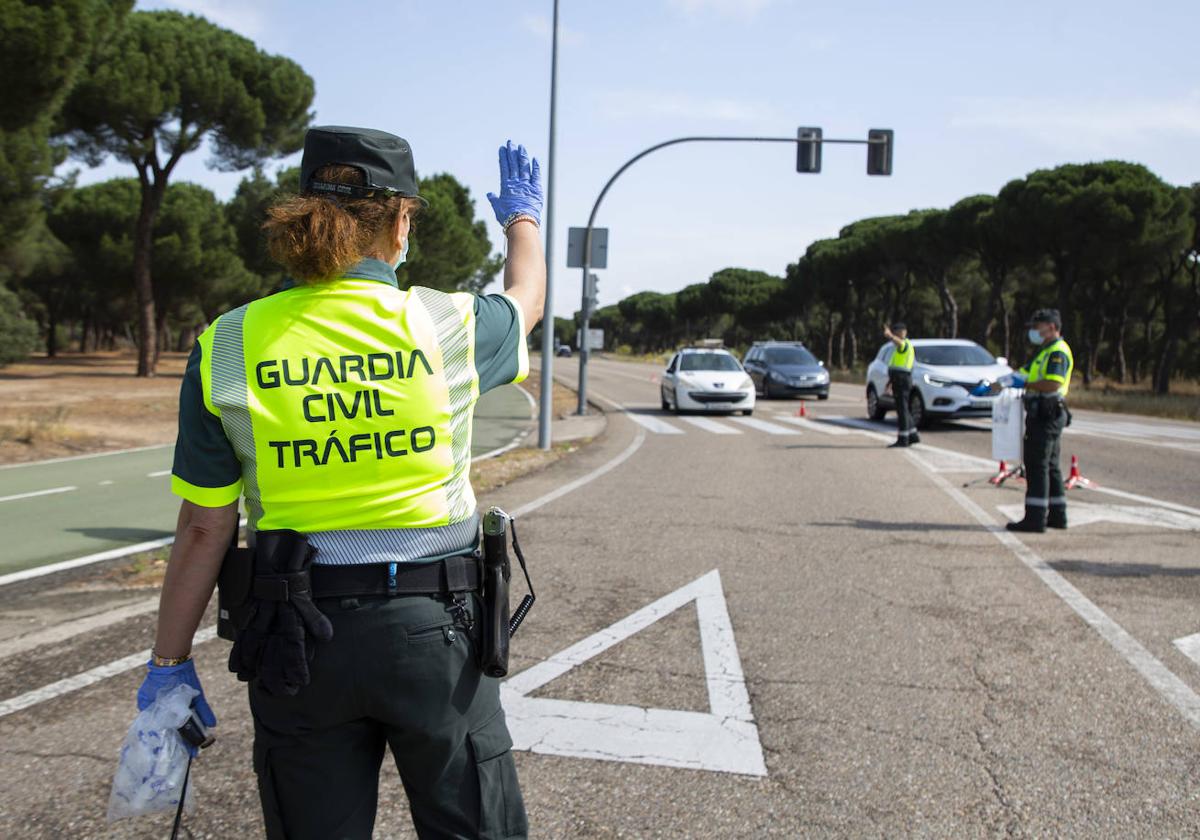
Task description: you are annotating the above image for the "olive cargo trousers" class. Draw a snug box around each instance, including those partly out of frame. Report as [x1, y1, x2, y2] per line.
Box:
[249, 592, 528, 840]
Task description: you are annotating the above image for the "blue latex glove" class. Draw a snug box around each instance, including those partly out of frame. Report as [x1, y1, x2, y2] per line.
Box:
[137, 658, 216, 728]
[1008, 373, 1026, 389]
[970, 382, 991, 397]
[486, 140, 543, 228]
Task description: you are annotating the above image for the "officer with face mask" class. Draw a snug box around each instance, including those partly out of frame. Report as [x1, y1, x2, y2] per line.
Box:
[991, 309, 1074, 532]
[137, 127, 544, 839]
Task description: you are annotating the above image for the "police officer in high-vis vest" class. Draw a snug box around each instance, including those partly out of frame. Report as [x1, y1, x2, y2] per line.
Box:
[883, 322, 920, 447]
[994, 309, 1074, 533]
[135, 127, 544, 839]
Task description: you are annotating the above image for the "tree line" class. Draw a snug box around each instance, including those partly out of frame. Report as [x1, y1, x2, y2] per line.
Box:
[585, 162, 1199, 394]
[0, 3, 500, 373]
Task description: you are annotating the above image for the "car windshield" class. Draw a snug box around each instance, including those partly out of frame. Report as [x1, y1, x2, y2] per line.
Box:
[915, 344, 996, 366]
[764, 347, 817, 366]
[680, 352, 742, 372]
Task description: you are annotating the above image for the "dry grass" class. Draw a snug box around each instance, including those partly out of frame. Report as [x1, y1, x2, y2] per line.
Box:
[1067, 383, 1200, 422]
[0, 351, 186, 464]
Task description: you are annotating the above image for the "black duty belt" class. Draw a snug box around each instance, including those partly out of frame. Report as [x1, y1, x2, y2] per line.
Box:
[310, 554, 480, 599]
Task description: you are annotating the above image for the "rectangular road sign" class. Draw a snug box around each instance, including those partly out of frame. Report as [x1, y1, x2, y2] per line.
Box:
[567, 227, 608, 269]
[577, 328, 604, 351]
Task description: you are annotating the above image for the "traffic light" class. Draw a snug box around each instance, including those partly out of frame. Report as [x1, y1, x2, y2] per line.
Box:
[867, 129, 893, 176]
[796, 127, 822, 173]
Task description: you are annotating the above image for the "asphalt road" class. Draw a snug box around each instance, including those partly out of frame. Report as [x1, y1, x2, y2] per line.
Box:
[1, 356, 1199, 837]
[0, 383, 534, 576]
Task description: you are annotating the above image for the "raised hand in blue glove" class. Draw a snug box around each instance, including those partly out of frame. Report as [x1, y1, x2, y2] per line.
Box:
[137, 657, 216, 728]
[486, 140, 543, 230]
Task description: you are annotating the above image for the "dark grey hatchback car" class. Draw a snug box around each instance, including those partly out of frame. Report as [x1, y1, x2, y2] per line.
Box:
[743, 342, 831, 399]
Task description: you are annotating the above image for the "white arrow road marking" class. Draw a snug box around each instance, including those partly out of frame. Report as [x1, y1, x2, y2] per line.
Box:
[502, 569, 767, 777]
[0, 485, 77, 503]
[1173, 634, 1200, 668]
[997, 502, 1200, 531]
[146, 470, 171, 478]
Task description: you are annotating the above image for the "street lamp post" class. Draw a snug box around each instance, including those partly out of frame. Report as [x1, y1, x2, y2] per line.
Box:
[537, 0, 561, 449]
[575, 131, 891, 414]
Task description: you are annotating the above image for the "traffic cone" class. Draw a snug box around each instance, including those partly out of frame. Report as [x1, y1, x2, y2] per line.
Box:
[796, 402, 808, 418]
[988, 460, 1025, 487]
[1064, 455, 1095, 490]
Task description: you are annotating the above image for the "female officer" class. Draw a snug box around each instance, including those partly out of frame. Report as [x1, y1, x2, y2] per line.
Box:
[136, 127, 544, 839]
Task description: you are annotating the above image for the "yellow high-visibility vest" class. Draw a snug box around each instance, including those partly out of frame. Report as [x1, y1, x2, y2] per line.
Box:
[184, 280, 489, 534]
[1020, 337, 1074, 397]
[889, 339, 915, 371]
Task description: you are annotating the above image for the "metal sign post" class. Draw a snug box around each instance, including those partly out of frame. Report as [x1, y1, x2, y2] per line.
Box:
[536, 0, 561, 450]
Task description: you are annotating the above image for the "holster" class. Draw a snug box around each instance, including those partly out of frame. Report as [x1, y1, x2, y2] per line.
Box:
[217, 539, 253, 642]
[479, 509, 512, 678]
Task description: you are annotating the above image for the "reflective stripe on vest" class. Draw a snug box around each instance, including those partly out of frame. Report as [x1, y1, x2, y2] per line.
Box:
[200, 280, 479, 543]
[889, 340, 914, 371]
[1022, 338, 1074, 397]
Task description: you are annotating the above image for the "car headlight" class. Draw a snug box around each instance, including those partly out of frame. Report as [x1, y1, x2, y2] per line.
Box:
[923, 374, 955, 388]
[737, 375, 753, 390]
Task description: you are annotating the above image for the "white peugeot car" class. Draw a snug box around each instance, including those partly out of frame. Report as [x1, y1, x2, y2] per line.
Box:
[661, 348, 756, 415]
[865, 338, 1012, 428]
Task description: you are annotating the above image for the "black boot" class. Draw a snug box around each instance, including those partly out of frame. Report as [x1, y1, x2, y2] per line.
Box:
[1047, 508, 1067, 529]
[909, 432, 921, 445]
[1006, 507, 1047, 533]
[888, 440, 908, 448]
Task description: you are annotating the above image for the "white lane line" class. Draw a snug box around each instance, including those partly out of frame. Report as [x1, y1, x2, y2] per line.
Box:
[1065, 427, 1200, 455]
[99, 480, 114, 486]
[0, 516, 248, 588]
[623, 412, 685, 435]
[146, 470, 171, 478]
[0, 627, 218, 719]
[771, 416, 852, 436]
[728, 417, 800, 435]
[511, 428, 647, 519]
[0, 485, 78, 503]
[0, 597, 159, 660]
[822, 416, 893, 442]
[474, 384, 538, 462]
[1082, 485, 1200, 519]
[679, 417, 742, 435]
[0, 442, 173, 470]
[907, 450, 1200, 732]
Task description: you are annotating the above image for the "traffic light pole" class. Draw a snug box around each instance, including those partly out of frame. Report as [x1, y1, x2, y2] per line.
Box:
[575, 133, 887, 415]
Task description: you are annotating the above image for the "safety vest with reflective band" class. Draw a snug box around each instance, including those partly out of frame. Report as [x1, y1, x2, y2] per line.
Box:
[889, 339, 915, 371]
[194, 280, 481, 539]
[1019, 337, 1073, 397]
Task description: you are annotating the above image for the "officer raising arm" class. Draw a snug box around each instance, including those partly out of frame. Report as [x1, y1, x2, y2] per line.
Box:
[139, 129, 544, 839]
[882, 322, 920, 448]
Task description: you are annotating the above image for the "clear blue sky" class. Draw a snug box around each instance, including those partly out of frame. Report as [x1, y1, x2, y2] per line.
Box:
[73, 0, 1200, 318]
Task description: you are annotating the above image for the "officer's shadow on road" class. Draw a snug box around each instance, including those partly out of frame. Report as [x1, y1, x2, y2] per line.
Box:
[66, 527, 173, 542]
[810, 518, 982, 532]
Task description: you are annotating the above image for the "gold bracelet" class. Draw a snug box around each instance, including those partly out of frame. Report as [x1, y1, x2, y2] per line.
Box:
[504, 214, 540, 233]
[151, 651, 192, 667]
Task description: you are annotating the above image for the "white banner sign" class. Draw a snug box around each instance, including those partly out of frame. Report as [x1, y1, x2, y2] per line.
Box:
[991, 388, 1024, 462]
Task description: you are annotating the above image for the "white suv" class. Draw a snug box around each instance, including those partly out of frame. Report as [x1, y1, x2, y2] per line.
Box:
[865, 339, 1012, 428]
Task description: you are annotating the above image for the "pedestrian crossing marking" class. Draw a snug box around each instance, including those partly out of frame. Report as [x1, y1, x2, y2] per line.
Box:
[770, 416, 852, 435]
[501, 570, 767, 776]
[679, 417, 742, 434]
[623, 412, 685, 435]
[728, 417, 800, 435]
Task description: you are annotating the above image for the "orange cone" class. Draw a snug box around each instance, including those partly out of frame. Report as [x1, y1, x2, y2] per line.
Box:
[1064, 455, 1095, 490]
[796, 402, 808, 418]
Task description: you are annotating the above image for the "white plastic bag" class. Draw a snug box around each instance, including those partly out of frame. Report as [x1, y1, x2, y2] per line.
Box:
[107, 683, 198, 822]
[991, 388, 1024, 462]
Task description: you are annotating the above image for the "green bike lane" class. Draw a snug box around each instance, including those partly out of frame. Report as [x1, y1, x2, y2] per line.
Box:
[0, 383, 533, 576]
